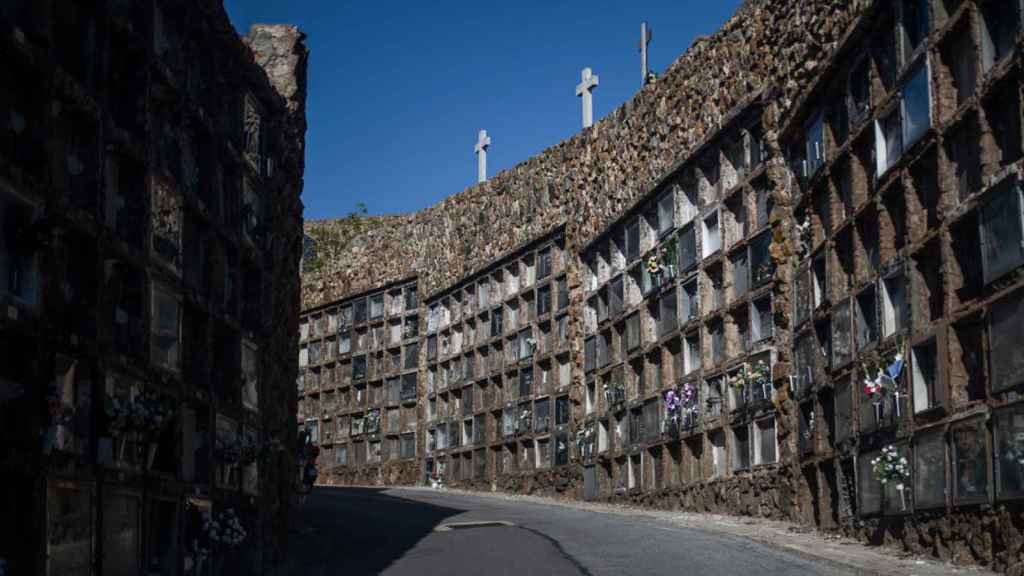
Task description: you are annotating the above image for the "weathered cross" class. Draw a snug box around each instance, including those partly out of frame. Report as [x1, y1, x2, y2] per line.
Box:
[575, 67, 600, 129]
[474, 129, 491, 183]
[639, 21, 652, 85]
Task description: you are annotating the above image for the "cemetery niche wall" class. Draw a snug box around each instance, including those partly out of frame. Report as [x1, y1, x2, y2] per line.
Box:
[0, 2, 308, 575]
[299, 0, 1024, 573]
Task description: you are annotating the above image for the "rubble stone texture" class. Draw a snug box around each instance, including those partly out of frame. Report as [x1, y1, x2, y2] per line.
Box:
[301, 0, 869, 307]
[301, 0, 1024, 573]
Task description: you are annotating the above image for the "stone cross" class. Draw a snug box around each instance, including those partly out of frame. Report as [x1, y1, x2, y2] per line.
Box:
[474, 129, 491, 183]
[575, 67, 600, 129]
[639, 21, 652, 85]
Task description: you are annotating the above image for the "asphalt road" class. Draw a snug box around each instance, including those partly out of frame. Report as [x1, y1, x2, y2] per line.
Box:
[284, 487, 856, 576]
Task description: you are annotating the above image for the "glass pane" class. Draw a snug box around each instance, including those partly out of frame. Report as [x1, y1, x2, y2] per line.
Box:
[882, 274, 907, 337]
[914, 431, 946, 508]
[952, 420, 989, 503]
[883, 109, 902, 173]
[102, 492, 140, 576]
[750, 232, 773, 286]
[584, 337, 596, 372]
[882, 445, 913, 514]
[711, 323, 724, 364]
[538, 285, 551, 316]
[756, 186, 770, 229]
[534, 398, 550, 432]
[48, 483, 94, 576]
[538, 248, 552, 280]
[912, 340, 938, 413]
[806, 112, 826, 176]
[832, 301, 853, 368]
[703, 213, 720, 256]
[860, 366, 886, 433]
[520, 367, 533, 397]
[732, 426, 750, 471]
[658, 192, 674, 236]
[156, 292, 178, 332]
[902, 0, 928, 56]
[678, 225, 697, 270]
[753, 297, 772, 342]
[556, 396, 570, 426]
[758, 419, 777, 463]
[794, 334, 815, 394]
[858, 451, 882, 514]
[147, 499, 179, 575]
[354, 298, 367, 324]
[626, 220, 641, 261]
[902, 60, 931, 148]
[855, 287, 877, 350]
[849, 58, 871, 122]
[981, 181, 1024, 284]
[990, 290, 1024, 393]
[684, 281, 698, 321]
[995, 405, 1024, 497]
[835, 380, 853, 444]
[660, 290, 677, 335]
[731, 252, 748, 299]
[609, 277, 623, 316]
[405, 286, 418, 310]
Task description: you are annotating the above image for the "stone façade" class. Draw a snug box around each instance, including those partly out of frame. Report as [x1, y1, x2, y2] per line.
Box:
[299, 0, 1024, 574]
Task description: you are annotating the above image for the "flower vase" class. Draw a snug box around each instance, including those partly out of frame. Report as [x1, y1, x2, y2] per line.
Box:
[897, 485, 907, 511]
[874, 401, 884, 423]
[117, 436, 128, 463]
[762, 381, 771, 402]
[892, 391, 902, 418]
[147, 442, 159, 470]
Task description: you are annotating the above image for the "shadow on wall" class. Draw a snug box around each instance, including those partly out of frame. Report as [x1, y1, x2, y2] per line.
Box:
[282, 487, 464, 576]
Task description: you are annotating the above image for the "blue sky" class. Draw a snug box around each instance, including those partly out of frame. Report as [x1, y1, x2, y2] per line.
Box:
[225, 1, 743, 220]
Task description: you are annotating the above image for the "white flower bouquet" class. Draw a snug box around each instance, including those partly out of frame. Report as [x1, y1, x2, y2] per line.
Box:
[872, 444, 910, 510]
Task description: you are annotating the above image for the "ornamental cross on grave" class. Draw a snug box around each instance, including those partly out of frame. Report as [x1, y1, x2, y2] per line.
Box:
[474, 129, 491, 183]
[575, 67, 600, 129]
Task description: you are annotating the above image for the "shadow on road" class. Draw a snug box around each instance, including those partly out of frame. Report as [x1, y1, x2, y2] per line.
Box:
[284, 487, 465, 576]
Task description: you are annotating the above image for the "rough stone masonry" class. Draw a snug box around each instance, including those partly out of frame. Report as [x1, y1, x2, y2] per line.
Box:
[299, 0, 1024, 574]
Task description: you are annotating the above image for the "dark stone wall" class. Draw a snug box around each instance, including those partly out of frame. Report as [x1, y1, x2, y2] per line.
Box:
[0, 2, 307, 574]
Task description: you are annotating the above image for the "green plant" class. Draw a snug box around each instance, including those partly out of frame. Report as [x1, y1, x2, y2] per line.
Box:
[303, 203, 371, 274]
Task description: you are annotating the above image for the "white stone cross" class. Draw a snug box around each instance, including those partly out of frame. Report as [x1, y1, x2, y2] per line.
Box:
[575, 67, 600, 129]
[474, 129, 491, 183]
[639, 21, 652, 85]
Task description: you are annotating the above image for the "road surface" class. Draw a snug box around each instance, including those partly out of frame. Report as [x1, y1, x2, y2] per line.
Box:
[284, 487, 859, 576]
